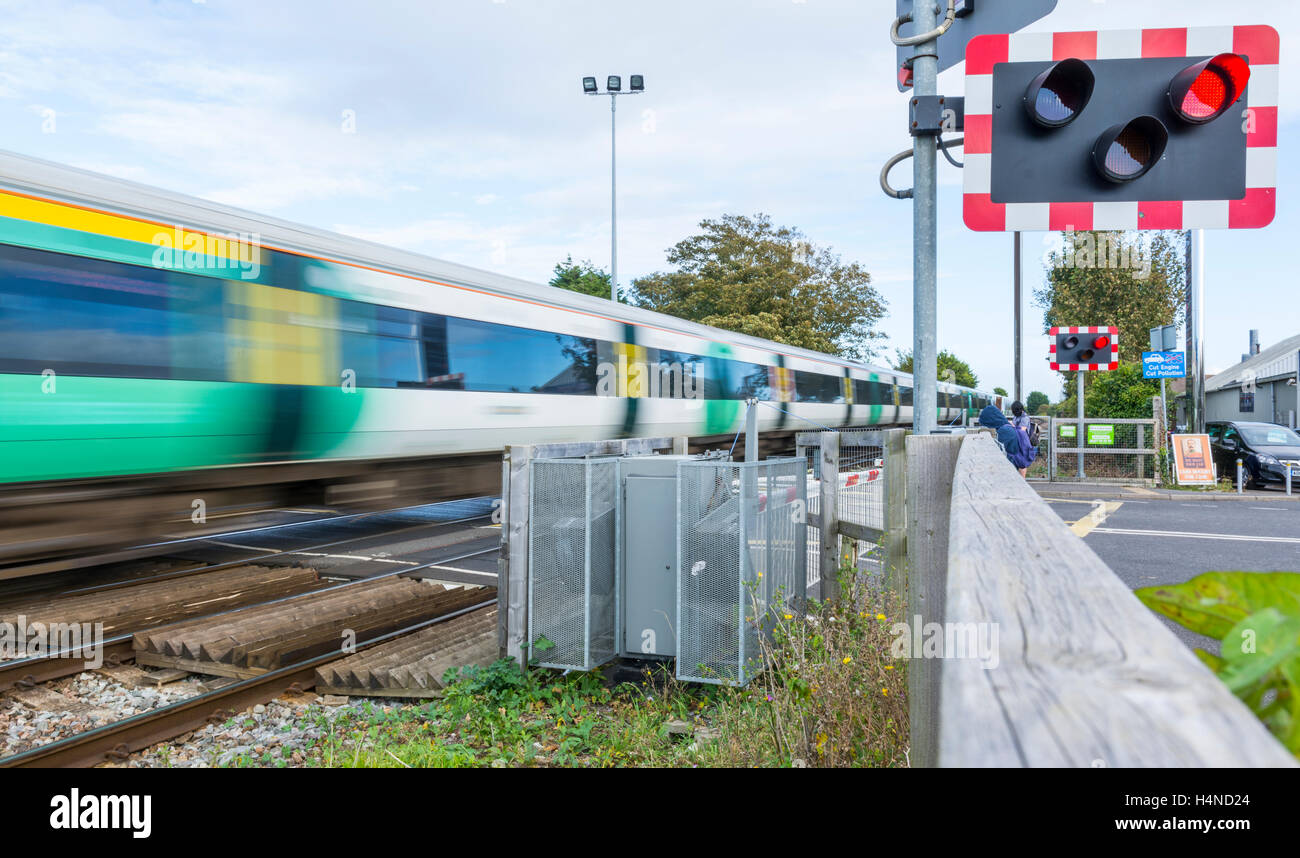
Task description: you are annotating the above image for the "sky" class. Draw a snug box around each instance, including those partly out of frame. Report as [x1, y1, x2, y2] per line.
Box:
[0, 0, 1296, 401]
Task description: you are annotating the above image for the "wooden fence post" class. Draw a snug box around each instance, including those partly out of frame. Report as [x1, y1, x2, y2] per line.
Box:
[905, 433, 963, 769]
[883, 428, 907, 598]
[819, 431, 840, 601]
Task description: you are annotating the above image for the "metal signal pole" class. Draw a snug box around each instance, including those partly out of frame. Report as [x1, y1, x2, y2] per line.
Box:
[1014, 232, 1022, 403]
[911, 0, 939, 435]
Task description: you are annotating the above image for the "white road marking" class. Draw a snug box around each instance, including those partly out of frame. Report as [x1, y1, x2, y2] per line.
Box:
[1250, 506, 1289, 511]
[295, 552, 419, 565]
[1070, 500, 1122, 538]
[422, 565, 496, 578]
[1091, 527, 1300, 544]
[204, 541, 276, 552]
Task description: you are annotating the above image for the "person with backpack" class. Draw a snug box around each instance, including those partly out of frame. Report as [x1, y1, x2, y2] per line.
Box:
[979, 404, 1036, 477]
[1010, 400, 1042, 451]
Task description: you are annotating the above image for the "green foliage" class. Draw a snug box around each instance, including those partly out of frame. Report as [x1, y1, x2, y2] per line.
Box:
[1053, 363, 1161, 419]
[1026, 390, 1049, 415]
[550, 255, 623, 301]
[993, 387, 1008, 396]
[299, 578, 909, 768]
[630, 213, 886, 360]
[1136, 571, 1300, 756]
[1036, 230, 1185, 398]
[893, 348, 979, 388]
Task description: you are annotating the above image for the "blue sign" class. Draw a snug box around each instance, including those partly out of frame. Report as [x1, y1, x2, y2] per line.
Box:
[1142, 351, 1186, 379]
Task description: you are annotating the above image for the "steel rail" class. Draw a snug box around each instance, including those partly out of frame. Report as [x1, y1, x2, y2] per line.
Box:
[0, 542, 498, 693]
[0, 496, 496, 584]
[11, 505, 495, 603]
[0, 597, 497, 768]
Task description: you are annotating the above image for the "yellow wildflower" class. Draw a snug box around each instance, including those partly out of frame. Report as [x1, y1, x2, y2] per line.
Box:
[885, 665, 894, 670]
[876, 613, 886, 621]
[881, 688, 888, 696]
[842, 656, 852, 665]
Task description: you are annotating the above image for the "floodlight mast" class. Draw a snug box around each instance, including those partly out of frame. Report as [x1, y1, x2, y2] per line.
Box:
[583, 75, 645, 302]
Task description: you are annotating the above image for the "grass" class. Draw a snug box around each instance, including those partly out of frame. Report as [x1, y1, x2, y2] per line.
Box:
[298, 567, 909, 768]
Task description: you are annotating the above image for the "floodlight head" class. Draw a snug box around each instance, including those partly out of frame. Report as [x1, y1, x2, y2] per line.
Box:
[607, 75, 622, 92]
[630, 75, 645, 92]
[582, 76, 598, 94]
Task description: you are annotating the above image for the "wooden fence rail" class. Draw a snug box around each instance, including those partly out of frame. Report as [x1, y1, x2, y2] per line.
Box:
[912, 432, 1296, 767]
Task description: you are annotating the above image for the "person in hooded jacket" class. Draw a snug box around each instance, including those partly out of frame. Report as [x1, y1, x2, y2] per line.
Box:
[979, 404, 1036, 477]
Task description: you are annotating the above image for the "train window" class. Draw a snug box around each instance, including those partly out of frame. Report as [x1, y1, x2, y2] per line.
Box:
[853, 378, 891, 405]
[435, 316, 597, 394]
[650, 349, 708, 399]
[897, 384, 913, 406]
[377, 336, 422, 387]
[0, 243, 189, 380]
[794, 370, 844, 403]
[727, 360, 772, 400]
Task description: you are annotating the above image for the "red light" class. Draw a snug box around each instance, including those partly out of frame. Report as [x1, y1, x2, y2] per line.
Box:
[1168, 53, 1251, 125]
[1182, 68, 1228, 118]
[1093, 336, 1110, 349]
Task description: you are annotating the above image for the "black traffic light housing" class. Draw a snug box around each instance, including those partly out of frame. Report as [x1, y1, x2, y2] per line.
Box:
[1050, 327, 1118, 371]
[990, 54, 1251, 203]
[1024, 58, 1094, 128]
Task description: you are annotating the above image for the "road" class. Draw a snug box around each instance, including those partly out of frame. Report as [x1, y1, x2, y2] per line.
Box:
[1042, 492, 1300, 654]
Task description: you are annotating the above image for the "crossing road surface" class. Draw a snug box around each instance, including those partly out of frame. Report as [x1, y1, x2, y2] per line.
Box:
[1045, 496, 1300, 653]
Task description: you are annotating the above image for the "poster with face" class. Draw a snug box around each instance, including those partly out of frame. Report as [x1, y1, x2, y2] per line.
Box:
[1172, 434, 1214, 485]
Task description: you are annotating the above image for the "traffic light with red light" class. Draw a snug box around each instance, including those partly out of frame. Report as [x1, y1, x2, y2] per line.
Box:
[964, 26, 1279, 232]
[1168, 53, 1250, 124]
[1050, 327, 1118, 371]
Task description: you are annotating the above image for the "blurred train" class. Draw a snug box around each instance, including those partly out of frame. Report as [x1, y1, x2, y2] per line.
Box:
[0, 150, 1002, 575]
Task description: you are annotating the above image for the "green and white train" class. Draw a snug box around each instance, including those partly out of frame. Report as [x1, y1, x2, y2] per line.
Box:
[0, 150, 1002, 572]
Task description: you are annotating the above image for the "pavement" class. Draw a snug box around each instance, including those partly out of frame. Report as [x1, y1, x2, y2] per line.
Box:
[1032, 479, 1300, 502]
[1036, 483, 1300, 654]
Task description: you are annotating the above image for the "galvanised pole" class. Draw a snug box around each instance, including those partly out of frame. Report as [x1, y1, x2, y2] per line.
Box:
[610, 93, 618, 303]
[1014, 232, 1022, 404]
[1077, 370, 1085, 479]
[1190, 229, 1206, 434]
[911, 0, 938, 435]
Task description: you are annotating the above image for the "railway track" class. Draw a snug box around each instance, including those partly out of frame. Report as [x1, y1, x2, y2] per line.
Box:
[0, 496, 497, 596]
[0, 598, 496, 768]
[0, 517, 498, 685]
[0, 501, 504, 764]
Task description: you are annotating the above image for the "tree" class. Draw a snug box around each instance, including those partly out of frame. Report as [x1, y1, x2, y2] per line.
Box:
[893, 348, 979, 389]
[1026, 390, 1049, 415]
[550, 255, 623, 301]
[993, 387, 1008, 396]
[1052, 364, 1160, 419]
[630, 214, 886, 360]
[1035, 230, 1186, 402]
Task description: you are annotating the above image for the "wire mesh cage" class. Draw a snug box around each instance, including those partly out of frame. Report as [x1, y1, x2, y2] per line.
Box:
[527, 457, 618, 670]
[676, 457, 806, 686]
[1050, 418, 1157, 483]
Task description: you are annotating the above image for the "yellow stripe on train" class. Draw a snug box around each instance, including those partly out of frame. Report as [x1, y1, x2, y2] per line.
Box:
[0, 190, 261, 266]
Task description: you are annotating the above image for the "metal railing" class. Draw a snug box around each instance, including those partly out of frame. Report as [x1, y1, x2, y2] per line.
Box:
[795, 428, 906, 600]
[1048, 417, 1157, 483]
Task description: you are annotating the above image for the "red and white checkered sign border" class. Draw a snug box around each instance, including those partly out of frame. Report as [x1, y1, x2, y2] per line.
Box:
[1049, 326, 1118, 371]
[963, 26, 1279, 232]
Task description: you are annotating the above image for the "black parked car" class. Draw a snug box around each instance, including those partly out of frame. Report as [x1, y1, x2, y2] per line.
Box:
[1207, 421, 1300, 489]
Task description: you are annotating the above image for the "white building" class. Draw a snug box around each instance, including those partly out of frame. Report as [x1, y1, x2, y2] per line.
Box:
[1205, 333, 1300, 427]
